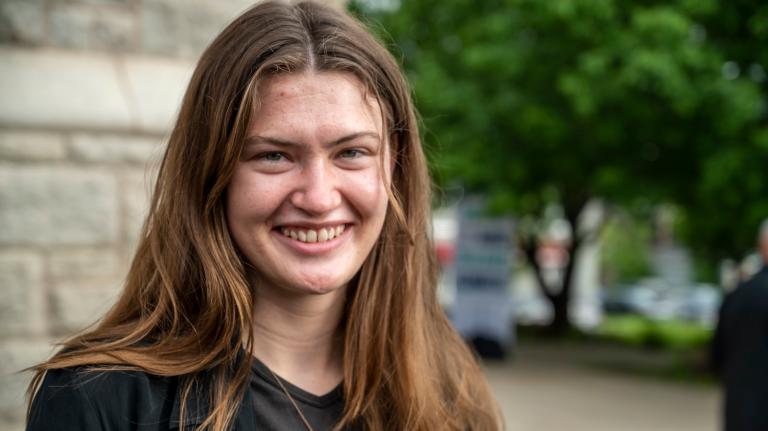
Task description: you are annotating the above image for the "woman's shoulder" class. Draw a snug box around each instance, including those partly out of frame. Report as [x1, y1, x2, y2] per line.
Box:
[41, 365, 172, 389]
[28, 367, 180, 430]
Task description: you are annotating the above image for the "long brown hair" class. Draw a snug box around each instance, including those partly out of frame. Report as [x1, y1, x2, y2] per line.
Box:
[27, 2, 502, 429]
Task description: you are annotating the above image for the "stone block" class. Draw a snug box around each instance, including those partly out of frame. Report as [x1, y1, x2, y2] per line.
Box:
[76, 0, 133, 6]
[49, 248, 121, 281]
[139, 1, 180, 56]
[0, 0, 45, 46]
[139, 0, 253, 58]
[212, 0, 255, 16]
[123, 57, 193, 133]
[0, 166, 119, 246]
[48, 3, 135, 51]
[0, 339, 55, 421]
[50, 281, 121, 333]
[48, 4, 95, 50]
[0, 131, 67, 161]
[0, 252, 46, 336]
[0, 48, 132, 130]
[69, 133, 164, 165]
[90, 7, 136, 52]
[0, 416, 23, 431]
[176, 6, 228, 58]
[121, 169, 155, 246]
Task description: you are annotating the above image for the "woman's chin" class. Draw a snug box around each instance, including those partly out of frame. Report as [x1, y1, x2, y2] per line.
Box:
[303, 285, 345, 296]
[285, 274, 349, 296]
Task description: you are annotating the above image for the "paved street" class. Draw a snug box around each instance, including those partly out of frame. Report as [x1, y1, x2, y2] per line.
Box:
[485, 342, 720, 431]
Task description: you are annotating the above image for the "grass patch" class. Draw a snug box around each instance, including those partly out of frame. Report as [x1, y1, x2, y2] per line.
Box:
[516, 317, 718, 384]
[599, 315, 713, 351]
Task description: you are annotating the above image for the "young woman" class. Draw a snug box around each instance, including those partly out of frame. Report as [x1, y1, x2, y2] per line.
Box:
[26, 2, 502, 430]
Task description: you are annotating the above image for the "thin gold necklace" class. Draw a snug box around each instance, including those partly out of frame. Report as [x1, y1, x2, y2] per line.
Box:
[266, 367, 316, 431]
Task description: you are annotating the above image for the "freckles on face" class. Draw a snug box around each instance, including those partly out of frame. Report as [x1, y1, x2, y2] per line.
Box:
[225, 71, 391, 295]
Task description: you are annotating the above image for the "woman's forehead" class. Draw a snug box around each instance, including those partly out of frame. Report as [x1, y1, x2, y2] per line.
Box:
[248, 71, 385, 144]
[256, 71, 378, 108]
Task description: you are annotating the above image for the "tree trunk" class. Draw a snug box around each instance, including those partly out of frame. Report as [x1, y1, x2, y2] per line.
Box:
[548, 237, 579, 335]
[520, 197, 590, 336]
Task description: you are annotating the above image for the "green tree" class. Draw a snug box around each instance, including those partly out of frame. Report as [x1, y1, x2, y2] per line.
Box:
[353, 0, 766, 333]
[675, 1, 768, 262]
[600, 213, 653, 286]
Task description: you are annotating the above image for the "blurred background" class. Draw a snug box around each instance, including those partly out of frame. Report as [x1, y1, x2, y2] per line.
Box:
[1, 0, 767, 430]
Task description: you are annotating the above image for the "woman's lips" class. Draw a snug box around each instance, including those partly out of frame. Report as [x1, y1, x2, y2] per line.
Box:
[278, 224, 346, 243]
[272, 224, 350, 255]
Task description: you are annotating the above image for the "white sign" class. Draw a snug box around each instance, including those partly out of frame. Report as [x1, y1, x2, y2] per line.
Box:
[451, 196, 515, 349]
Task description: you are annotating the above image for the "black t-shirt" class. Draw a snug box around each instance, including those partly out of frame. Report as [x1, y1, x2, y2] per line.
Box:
[250, 358, 348, 430]
[28, 358, 359, 430]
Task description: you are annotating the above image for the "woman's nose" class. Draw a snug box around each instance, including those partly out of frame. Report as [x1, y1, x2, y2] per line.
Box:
[289, 160, 342, 215]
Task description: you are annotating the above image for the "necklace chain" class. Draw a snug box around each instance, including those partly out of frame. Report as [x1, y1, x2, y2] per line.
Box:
[266, 367, 316, 431]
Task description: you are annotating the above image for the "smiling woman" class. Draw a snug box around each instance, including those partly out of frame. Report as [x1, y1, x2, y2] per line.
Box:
[25, 2, 502, 431]
[228, 72, 390, 296]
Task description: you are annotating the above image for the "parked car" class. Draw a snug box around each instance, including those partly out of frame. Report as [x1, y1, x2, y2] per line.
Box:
[602, 277, 722, 326]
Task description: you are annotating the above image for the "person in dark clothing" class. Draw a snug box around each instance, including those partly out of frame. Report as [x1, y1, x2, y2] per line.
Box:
[712, 220, 768, 431]
[25, 2, 503, 430]
[28, 357, 353, 430]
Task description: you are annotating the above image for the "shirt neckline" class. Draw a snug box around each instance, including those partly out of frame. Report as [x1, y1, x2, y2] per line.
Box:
[250, 356, 344, 408]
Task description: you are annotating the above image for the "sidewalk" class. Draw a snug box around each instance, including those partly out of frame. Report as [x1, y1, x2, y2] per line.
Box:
[484, 342, 719, 431]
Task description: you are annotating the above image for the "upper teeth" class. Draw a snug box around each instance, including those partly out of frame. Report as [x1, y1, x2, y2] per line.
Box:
[280, 225, 345, 243]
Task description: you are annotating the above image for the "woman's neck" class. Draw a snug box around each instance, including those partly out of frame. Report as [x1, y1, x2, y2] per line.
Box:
[250, 283, 347, 395]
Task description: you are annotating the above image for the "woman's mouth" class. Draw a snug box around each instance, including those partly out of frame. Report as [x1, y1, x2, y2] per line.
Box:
[277, 224, 347, 244]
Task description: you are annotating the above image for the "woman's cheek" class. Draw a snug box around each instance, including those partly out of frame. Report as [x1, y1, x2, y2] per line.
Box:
[245, 172, 288, 202]
[346, 170, 388, 212]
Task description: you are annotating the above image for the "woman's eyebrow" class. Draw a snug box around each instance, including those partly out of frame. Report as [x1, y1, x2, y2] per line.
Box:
[245, 131, 381, 149]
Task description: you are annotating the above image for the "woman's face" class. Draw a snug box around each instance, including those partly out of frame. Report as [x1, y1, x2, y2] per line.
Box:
[226, 71, 390, 295]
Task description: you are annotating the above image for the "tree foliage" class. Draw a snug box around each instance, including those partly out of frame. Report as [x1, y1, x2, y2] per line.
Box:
[600, 214, 653, 285]
[353, 0, 767, 329]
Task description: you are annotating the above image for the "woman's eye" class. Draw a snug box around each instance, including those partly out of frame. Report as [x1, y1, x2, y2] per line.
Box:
[257, 152, 286, 162]
[339, 149, 363, 159]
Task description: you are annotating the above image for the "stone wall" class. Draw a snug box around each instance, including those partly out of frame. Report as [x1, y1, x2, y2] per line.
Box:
[0, 1, 343, 429]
